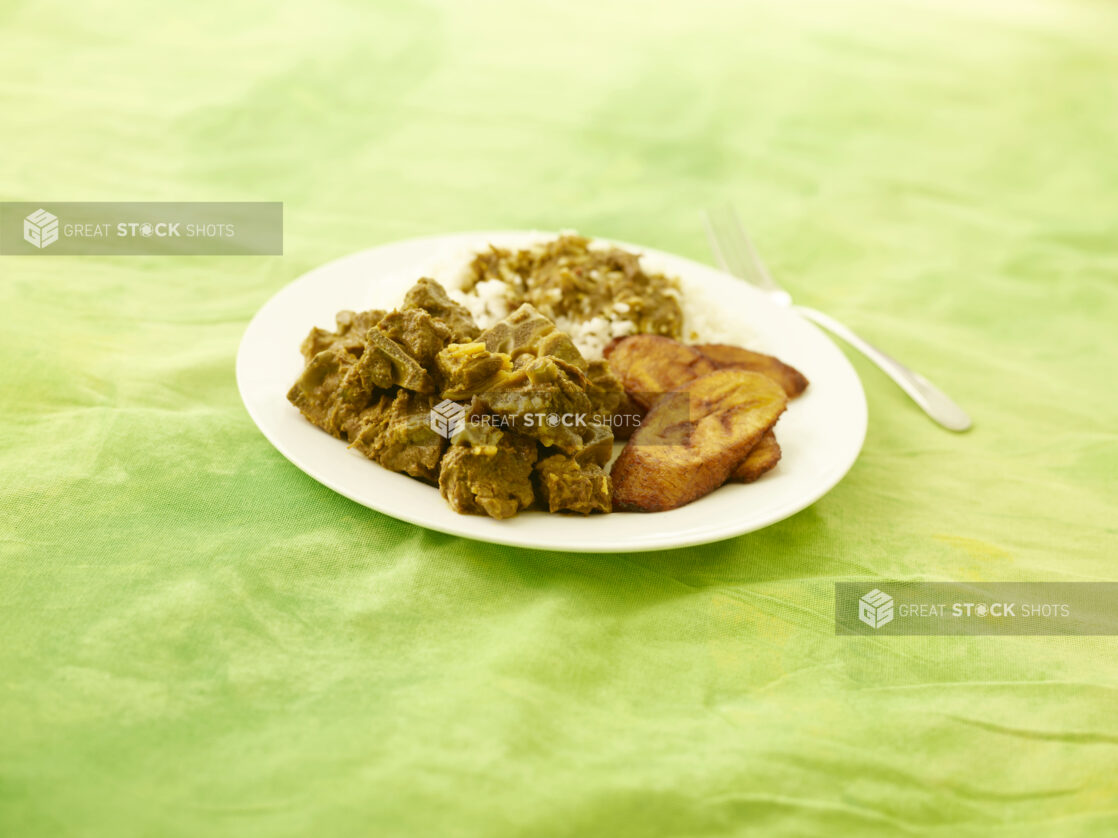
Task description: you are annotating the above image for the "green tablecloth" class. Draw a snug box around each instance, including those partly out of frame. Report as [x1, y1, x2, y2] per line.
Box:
[3, 1, 1116, 835]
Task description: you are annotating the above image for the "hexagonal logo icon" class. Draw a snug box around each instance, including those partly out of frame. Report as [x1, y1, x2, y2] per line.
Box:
[858, 588, 894, 629]
[24, 209, 59, 249]
[429, 399, 466, 440]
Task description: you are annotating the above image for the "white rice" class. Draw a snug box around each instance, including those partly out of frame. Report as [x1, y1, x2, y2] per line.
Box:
[369, 232, 749, 360]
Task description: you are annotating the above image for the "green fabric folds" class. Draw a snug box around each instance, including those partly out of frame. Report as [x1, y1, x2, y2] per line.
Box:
[1, 1, 1116, 835]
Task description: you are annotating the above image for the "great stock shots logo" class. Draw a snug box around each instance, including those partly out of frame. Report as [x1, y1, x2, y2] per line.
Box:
[2, 202, 283, 254]
[836, 582, 1118, 635]
[23, 209, 59, 249]
[858, 588, 895, 629]
[428, 399, 467, 440]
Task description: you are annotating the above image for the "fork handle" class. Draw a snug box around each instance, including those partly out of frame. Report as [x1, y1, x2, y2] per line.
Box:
[794, 306, 972, 432]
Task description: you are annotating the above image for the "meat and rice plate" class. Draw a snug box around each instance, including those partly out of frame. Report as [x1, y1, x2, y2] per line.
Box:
[287, 234, 808, 520]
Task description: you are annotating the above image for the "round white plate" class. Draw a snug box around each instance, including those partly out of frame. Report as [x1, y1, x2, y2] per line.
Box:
[237, 231, 867, 552]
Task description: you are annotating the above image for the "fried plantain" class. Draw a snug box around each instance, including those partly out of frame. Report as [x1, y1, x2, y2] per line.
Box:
[603, 335, 716, 410]
[604, 334, 798, 472]
[610, 370, 787, 512]
[729, 429, 781, 483]
[692, 343, 808, 398]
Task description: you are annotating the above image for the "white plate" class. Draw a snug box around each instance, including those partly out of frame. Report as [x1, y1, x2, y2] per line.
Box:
[236, 231, 867, 552]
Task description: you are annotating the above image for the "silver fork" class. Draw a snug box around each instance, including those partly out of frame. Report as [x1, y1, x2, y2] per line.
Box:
[703, 206, 971, 432]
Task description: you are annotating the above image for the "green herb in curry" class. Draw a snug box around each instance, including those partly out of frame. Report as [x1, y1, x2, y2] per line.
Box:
[463, 234, 684, 339]
[287, 276, 621, 519]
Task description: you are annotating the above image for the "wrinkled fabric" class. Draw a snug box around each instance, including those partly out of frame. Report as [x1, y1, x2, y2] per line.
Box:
[1, 1, 1116, 836]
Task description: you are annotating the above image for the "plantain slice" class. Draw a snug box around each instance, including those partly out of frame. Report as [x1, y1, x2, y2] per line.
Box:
[603, 335, 716, 410]
[611, 370, 788, 512]
[692, 343, 808, 398]
[729, 429, 781, 483]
